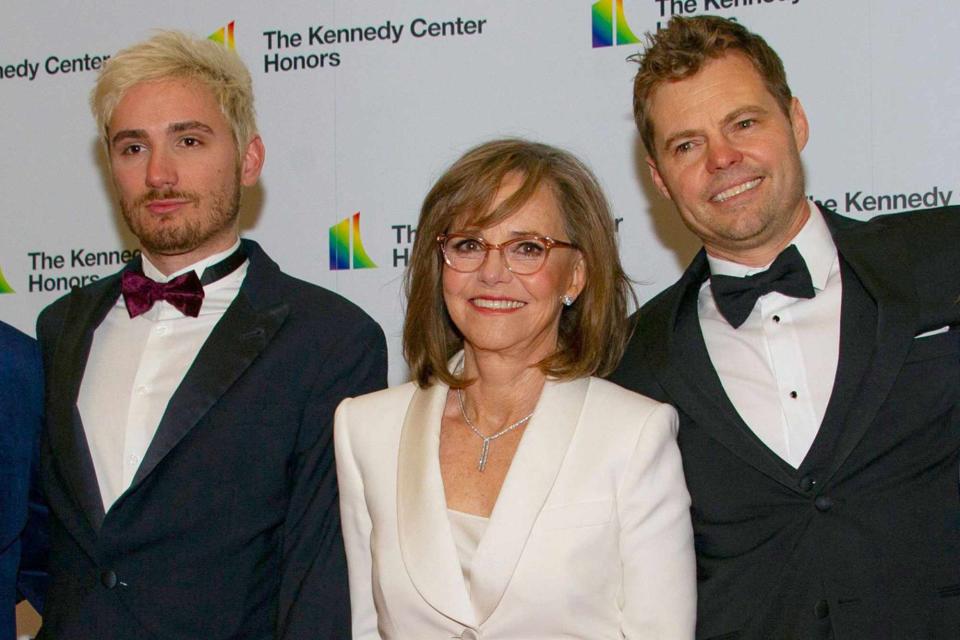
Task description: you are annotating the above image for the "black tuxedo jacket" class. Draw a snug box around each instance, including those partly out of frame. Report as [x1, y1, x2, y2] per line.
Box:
[610, 207, 960, 639]
[35, 240, 387, 640]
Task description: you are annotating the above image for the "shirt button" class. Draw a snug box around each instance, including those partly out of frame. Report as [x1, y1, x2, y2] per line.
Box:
[790, 390, 798, 399]
[815, 496, 834, 512]
[136, 385, 149, 396]
[155, 325, 170, 336]
[127, 455, 140, 467]
[772, 315, 781, 323]
[814, 599, 830, 619]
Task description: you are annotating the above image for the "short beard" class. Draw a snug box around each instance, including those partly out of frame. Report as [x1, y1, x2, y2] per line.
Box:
[120, 166, 242, 256]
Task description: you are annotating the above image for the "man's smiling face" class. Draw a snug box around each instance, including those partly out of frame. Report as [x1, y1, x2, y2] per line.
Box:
[646, 52, 810, 266]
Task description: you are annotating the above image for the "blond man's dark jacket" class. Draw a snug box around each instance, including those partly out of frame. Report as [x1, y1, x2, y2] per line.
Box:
[36, 240, 387, 639]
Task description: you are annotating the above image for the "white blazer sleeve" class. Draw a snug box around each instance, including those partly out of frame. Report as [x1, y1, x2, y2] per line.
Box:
[618, 402, 697, 639]
[334, 397, 379, 640]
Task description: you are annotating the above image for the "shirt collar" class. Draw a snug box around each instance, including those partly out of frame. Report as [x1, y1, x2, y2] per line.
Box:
[705, 204, 837, 292]
[141, 239, 242, 284]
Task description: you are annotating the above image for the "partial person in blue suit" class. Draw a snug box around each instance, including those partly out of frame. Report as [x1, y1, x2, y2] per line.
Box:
[0, 320, 48, 640]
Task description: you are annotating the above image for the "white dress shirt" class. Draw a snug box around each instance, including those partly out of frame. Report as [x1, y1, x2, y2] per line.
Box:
[78, 241, 247, 510]
[698, 209, 842, 468]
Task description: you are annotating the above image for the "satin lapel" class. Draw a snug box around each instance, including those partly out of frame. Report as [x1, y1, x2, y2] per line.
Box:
[127, 288, 288, 491]
[396, 381, 476, 627]
[48, 274, 125, 532]
[469, 377, 590, 625]
[797, 255, 875, 474]
[654, 252, 798, 489]
[811, 224, 918, 483]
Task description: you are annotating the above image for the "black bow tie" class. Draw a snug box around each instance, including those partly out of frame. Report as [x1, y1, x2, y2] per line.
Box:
[710, 244, 815, 328]
[121, 244, 248, 318]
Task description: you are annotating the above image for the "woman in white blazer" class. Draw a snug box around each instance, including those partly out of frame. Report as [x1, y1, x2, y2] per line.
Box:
[335, 139, 696, 639]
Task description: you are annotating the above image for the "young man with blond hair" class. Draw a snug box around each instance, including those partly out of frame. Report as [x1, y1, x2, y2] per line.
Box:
[37, 31, 386, 639]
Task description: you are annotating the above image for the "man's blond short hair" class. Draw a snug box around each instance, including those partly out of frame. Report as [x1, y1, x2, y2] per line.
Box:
[91, 30, 257, 151]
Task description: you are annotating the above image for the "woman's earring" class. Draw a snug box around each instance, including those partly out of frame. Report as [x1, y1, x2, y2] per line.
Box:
[561, 295, 575, 307]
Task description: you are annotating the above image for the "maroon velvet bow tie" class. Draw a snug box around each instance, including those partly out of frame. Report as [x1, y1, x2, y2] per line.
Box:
[121, 270, 204, 318]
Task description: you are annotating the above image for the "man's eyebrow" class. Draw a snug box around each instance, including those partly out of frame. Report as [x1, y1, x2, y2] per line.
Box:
[720, 105, 769, 127]
[168, 121, 215, 135]
[110, 129, 147, 146]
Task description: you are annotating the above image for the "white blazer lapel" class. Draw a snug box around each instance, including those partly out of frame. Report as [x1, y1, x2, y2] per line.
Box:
[469, 377, 590, 624]
[397, 380, 476, 627]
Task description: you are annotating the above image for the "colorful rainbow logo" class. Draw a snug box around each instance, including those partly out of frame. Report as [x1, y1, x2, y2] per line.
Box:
[329, 212, 378, 270]
[592, 0, 641, 48]
[0, 266, 15, 294]
[208, 20, 236, 50]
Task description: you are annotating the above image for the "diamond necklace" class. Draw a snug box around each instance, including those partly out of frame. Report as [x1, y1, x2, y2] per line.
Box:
[456, 387, 534, 472]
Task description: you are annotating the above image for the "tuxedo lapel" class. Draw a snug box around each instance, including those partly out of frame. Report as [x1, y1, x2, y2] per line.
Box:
[127, 241, 288, 492]
[796, 254, 875, 474]
[805, 219, 919, 482]
[469, 376, 588, 624]
[127, 291, 287, 490]
[654, 252, 798, 489]
[47, 273, 126, 532]
[396, 380, 476, 627]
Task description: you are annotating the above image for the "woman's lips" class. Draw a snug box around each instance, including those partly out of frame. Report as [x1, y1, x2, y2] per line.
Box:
[470, 297, 526, 311]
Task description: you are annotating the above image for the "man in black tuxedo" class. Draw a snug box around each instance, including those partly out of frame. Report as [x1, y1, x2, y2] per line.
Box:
[36, 31, 386, 639]
[609, 15, 960, 640]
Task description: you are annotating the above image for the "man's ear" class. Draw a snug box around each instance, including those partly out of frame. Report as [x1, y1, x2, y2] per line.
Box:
[789, 97, 809, 153]
[647, 155, 672, 201]
[240, 135, 266, 187]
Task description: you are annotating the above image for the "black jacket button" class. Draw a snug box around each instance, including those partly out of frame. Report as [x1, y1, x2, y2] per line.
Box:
[814, 599, 830, 619]
[799, 476, 815, 492]
[814, 496, 834, 512]
[101, 570, 118, 589]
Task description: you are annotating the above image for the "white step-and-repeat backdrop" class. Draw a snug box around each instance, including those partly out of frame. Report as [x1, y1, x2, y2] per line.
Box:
[3, 0, 958, 383]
